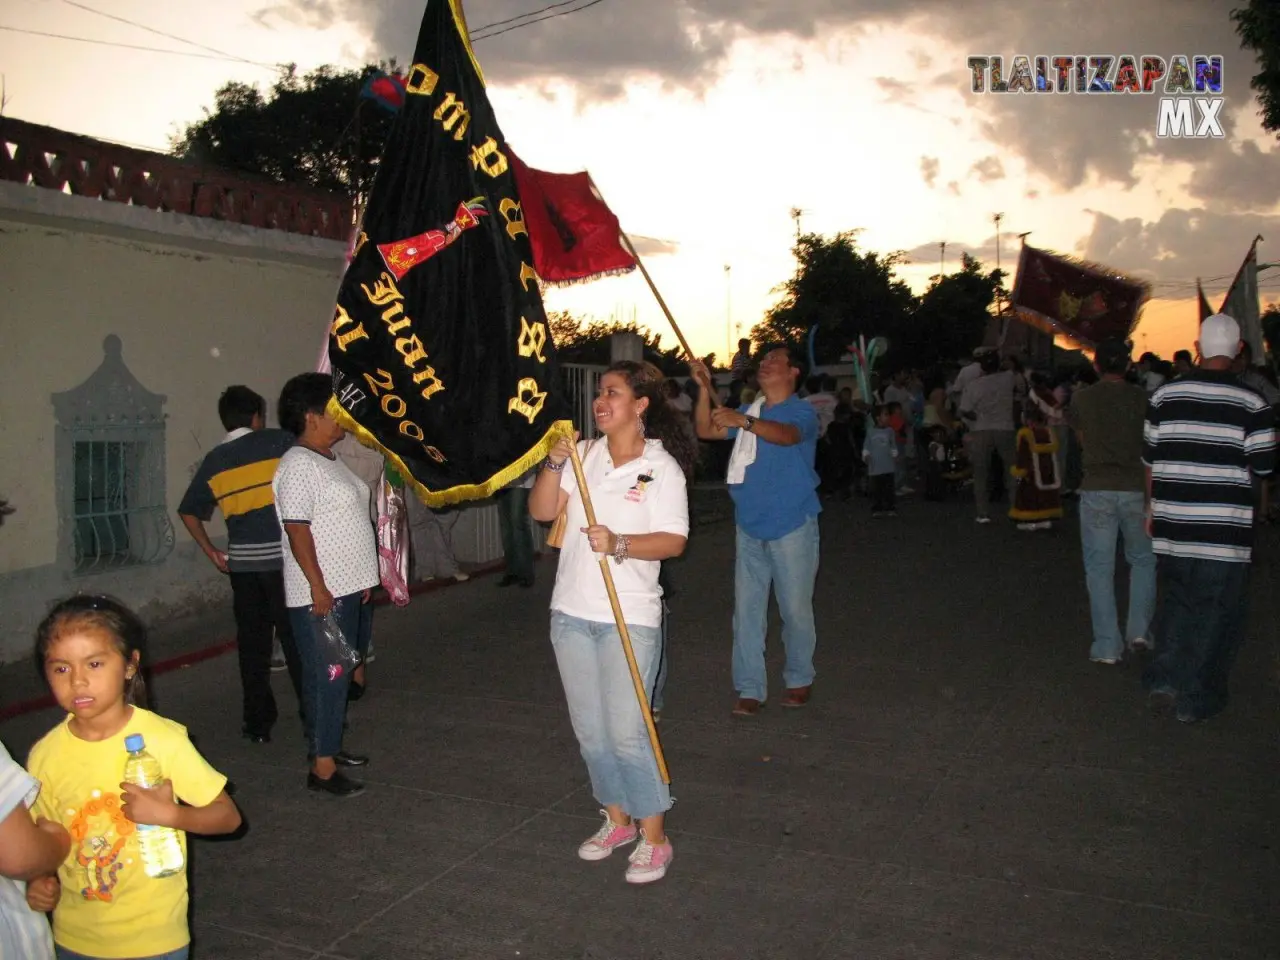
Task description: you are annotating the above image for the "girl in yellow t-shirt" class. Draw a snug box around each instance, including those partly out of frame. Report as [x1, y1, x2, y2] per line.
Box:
[25, 596, 242, 960]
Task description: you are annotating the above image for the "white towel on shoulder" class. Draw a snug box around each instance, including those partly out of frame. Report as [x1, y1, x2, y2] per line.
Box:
[725, 397, 766, 485]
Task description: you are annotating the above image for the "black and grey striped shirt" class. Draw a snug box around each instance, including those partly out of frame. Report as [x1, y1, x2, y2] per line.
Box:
[1143, 371, 1276, 562]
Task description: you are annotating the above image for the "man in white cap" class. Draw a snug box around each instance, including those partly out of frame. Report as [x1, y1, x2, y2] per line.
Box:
[1141, 313, 1276, 722]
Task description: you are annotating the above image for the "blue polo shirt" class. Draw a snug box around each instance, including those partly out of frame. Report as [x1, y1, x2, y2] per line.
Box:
[727, 395, 821, 540]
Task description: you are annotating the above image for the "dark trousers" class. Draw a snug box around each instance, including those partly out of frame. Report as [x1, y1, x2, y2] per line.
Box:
[870, 473, 896, 512]
[1143, 555, 1250, 720]
[652, 562, 674, 712]
[497, 487, 535, 583]
[230, 570, 301, 735]
[924, 463, 947, 501]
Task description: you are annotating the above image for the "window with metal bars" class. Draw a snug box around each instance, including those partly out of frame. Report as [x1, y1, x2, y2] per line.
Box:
[68, 427, 173, 574]
[54, 335, 175, 575]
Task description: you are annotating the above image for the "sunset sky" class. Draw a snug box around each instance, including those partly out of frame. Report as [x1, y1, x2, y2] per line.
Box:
[3, 0, 1278, 361]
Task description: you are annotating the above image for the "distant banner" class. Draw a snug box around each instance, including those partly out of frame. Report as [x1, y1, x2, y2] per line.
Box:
[1010, 244, 1149, 347]
[1219, 236, 1264, 361]
[1197, 278, 1213, 323]
[326, 0, 570, 506]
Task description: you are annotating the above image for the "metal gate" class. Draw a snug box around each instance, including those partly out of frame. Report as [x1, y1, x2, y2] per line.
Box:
[561, 363, 605, 439]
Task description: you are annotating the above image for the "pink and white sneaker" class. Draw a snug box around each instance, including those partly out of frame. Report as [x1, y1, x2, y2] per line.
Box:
[625, 836, 674, 884]
[577, 810, 638, 861]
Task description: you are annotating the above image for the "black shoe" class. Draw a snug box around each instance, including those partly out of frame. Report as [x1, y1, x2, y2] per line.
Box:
[307, 770, 365, 797]
[242, 727, 271, 744]
[347, 680, 366, 702]
[334, 751, 369, 767]
[497, 574, 519, 587]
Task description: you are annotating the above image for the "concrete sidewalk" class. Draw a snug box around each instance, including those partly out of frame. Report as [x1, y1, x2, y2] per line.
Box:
[2, 492, 1276, 959]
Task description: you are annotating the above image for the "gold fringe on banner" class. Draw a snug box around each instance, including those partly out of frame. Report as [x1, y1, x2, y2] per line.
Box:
[328, 397, 572, 508]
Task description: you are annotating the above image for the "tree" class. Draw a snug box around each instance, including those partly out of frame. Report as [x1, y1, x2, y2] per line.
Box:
[1261, 302, 1280, 365]
[751, 231, 916, 367]
[889, 254, 1003, 368]
[1233, 0, 1280, 138]
[172, 63, 395, 197]
[548, 311, 689, 375]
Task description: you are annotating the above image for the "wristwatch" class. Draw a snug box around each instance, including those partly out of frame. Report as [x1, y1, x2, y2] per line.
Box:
[742, 415, 756, 433]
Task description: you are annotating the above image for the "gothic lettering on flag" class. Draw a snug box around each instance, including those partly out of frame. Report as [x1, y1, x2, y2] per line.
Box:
[325, 0, 570, 506]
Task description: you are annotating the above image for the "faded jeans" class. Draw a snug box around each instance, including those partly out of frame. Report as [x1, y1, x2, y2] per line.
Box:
[733, 514, 820, 701]
[550, 611, 670, 820]
[1079, 491, 1157, 660]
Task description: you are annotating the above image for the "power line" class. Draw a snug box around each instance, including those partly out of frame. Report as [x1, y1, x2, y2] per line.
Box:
[472, 0, 609, 42]
[469, 0, 586, 35]
[0, 25, 277, 67]
[57, 0, 273, 67]
[6, 1, 611, 66]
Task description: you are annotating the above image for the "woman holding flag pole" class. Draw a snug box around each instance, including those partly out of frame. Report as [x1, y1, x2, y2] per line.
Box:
[529, 360, 697, 884]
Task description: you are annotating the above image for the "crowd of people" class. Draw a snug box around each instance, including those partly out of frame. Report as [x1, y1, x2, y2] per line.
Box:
[2, 314, 1277, 956]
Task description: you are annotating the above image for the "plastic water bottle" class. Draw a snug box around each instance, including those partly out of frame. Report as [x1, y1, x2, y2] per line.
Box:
[122, 734, 184, 878]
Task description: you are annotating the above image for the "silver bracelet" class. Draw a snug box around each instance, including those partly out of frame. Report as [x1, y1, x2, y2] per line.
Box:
[612, 534, 631, 565]
[543, 457, 567, 473]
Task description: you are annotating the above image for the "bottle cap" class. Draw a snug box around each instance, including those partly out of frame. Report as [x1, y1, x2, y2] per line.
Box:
[124, 734, 145, 752]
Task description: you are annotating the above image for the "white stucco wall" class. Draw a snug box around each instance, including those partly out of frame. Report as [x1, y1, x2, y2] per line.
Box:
[0, 183, 347, 662]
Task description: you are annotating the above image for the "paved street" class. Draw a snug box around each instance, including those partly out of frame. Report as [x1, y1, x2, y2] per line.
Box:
[2, 491, 1277, 959]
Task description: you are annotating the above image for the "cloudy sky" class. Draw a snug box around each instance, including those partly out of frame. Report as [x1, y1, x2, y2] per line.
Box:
[4, 0, 1278, 359]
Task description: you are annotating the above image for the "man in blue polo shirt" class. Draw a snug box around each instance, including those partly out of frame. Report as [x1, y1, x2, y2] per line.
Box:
[179, 386, 302, 742]
[693, 345, 821, 716]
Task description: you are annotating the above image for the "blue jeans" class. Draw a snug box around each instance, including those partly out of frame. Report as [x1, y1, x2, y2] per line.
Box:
[57, 948, 188, 960]
[1143, 555, 1250, 721]
[288, 593, 373, 758]
[732, 514, 820, 701]
[1079, 491, 1157, 660]
[550, 611, 670, 820]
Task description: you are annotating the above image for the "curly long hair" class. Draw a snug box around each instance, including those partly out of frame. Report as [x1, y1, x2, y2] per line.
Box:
[606, 361, 699, 477]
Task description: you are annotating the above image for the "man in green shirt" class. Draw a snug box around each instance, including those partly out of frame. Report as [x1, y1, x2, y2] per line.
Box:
[1067, 339, 1156, 664]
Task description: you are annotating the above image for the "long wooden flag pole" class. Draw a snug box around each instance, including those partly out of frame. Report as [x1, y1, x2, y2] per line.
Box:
[589, 175, 720, 408]
[564, 432, 670, 784]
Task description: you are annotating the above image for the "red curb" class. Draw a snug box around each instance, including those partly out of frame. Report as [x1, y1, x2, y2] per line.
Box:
[0, 556, 537, 724]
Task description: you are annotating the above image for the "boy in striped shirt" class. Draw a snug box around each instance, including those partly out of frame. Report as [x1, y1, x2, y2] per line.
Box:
[1142, 314, 1276, 723]
[179, 386, 302, 742]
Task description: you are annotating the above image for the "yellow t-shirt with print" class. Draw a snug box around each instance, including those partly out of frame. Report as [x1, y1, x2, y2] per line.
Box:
[26, 707, 227, 959]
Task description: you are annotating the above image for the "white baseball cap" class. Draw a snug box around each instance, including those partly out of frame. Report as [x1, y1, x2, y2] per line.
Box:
[1198, 313, 1241, 359]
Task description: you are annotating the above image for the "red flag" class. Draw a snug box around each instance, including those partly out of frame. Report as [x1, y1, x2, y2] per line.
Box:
[1009, 244, 1149, 348]
[1196, 278, 1213, 322]
[510, 150, 636, 285]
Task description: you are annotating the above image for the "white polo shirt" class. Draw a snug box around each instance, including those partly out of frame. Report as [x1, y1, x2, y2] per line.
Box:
[550, 439, 689, 628]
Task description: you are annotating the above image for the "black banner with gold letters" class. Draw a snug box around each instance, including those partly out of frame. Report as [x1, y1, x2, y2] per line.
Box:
[327, 0, 570, 506]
